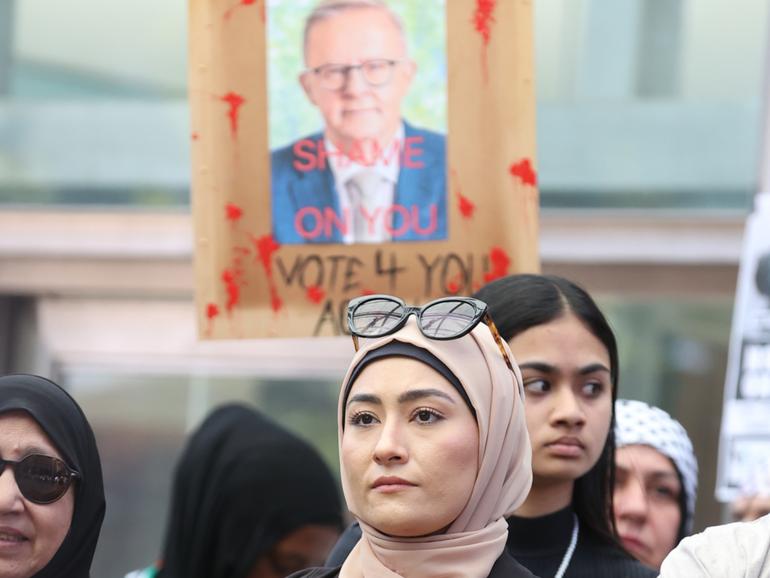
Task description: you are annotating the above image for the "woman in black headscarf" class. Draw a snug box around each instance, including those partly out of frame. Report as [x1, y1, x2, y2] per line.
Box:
[0, 373, 106, 578]
[134, 404, 343, 578]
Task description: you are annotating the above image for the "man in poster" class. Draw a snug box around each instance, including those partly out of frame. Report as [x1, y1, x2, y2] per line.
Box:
[271, 0, 447, 245]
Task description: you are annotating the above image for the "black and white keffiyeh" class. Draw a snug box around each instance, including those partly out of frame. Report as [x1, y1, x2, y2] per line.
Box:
[615, 399, 698, 534]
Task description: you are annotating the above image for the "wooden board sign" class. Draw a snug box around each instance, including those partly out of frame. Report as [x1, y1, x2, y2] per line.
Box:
[189, 0, 539, 338]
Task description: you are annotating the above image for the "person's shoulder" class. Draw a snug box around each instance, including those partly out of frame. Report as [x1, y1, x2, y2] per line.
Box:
[570, 553, 657, 578]
[403, 121, 445, 148]
[576, 533, 657, 577]
[580, 549, 657, 577]
[489, 549, 539, 578]
[659, 514, 770, 577]
[286, 566, 341, 578]
[604, 556, 658, 577]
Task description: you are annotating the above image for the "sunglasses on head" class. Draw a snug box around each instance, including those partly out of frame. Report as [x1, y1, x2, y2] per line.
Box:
[346, 294, 514, 371]
[0, 454, 80, 504]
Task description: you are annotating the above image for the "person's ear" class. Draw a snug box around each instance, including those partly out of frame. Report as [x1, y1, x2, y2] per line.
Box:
[299, 72, 319, 106]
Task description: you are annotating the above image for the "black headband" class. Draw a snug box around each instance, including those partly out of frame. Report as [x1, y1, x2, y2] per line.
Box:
[342, 341, 476, 424]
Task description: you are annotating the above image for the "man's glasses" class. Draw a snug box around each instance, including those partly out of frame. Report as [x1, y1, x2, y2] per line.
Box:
[0, 454, 80, 504]
[307, 59, 401, 91]
[347, 294, 514, 372]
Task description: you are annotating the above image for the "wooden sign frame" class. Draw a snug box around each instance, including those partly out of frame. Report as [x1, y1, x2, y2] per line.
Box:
[189, 0, 539, 338]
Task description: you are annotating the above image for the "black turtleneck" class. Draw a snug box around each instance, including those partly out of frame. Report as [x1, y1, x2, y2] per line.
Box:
[506, 506, 657, 578]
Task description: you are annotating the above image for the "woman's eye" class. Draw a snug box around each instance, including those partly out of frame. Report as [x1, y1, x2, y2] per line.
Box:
[412, 408, 442, 424]
[651, 485, 679, 502]
[349, 411, 378, 427]
[581, 382, 604, 397]
[523, 379, 549, 394]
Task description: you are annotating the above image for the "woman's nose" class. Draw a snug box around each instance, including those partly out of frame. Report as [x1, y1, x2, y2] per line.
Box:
[0, 468, 24, 513]
[616, 477, 650, 522]
[551, 387, 586, 428]
[372, 421, 408, 465]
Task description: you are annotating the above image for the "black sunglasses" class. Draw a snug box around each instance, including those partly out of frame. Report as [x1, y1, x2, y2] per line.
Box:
[0, 454, 80, 504]
[347, 294, 514, 371]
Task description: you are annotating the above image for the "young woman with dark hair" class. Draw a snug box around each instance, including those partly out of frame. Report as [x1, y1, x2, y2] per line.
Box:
[472, 274, 656, 577]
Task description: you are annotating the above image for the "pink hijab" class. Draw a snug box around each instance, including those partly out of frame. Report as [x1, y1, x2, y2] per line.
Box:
[338, 320, 532, 578]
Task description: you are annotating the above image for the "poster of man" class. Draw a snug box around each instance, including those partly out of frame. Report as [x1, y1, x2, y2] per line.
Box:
[268, 0, 448, 245]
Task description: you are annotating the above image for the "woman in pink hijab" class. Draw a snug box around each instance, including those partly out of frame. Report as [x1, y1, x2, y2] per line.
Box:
[290, 295, 537, 578]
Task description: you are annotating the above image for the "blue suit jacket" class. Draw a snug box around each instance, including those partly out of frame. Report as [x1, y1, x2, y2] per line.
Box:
[271, 122, 447, 244]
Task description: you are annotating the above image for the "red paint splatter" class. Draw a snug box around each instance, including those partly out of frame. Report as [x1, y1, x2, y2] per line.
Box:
[221, 269, 242, 313]
[484, 246, 511, 283]
[474, 0, 496, 45]
[191, 132, 200, 141]
[252, 234, 284, 313]
[306, 285, 326, 304]
[446, 272, 465, 294]
[255, 234, 280, 273]
[221, 92, 245, 139]
[458, 190, 475, 219]
[451, 168, 475, 219]
[204, 302, 220, 336]
[225, 202, 244, 224]
[473, 0, 497, 83]
[206, 303, 220, 320]
[224, 0, 258, 21]
[509, 158, 538, 187]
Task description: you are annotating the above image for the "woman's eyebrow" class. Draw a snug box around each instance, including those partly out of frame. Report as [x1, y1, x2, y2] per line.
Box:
[518, 362, 555, 373]
[14, 445, 55, 458]
[347, 393, 381, 407]
[578, 363, 611, 375]
[397, 389, 455, 404]
[648, 471, 680, 483]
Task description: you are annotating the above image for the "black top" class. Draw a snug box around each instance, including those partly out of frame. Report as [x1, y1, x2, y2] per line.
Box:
[0, 374, 106, 578]
[289, 549, 538, 578]
[325, 507, 657, 578]
[506, 507, 657, 578]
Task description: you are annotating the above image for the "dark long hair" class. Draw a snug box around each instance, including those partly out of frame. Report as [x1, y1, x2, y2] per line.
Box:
[473, 274, 621, 548]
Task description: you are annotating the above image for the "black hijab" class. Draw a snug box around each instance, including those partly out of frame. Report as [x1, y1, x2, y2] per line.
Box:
[0, 373, 106, 578]
[157, 404, 343, 578]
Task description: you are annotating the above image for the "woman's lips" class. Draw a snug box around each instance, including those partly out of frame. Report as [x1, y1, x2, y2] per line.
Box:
[0, 527, 28, 549]
[620, 535, 648, 556]
[545, 436, 585, 458]
[371, 476, 416, 493]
